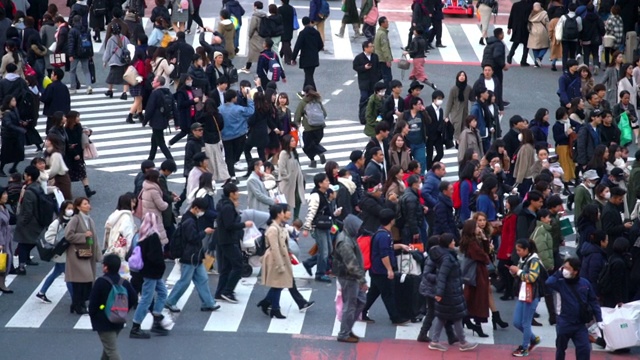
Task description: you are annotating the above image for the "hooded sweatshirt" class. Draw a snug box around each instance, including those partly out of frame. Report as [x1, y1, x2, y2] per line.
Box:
[332, 215, 366, 284]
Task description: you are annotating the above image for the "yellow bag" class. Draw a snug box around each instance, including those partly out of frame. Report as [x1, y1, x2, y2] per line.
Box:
[161, 32, 173, 48]
[42, 76, 52, 89]
[0, 250, 7, 274]
[203, 253, 215, 271]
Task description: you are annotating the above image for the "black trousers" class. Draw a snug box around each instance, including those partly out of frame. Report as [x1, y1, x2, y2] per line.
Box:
[215, 243, 244, 297]
[561, 41, 578, 71]
[187, 3, 204, 30]
[148, 128, 173, 160]
[280, 41, 293, 64]
[363, 274, 402, 322]
[71, 282, 92, 308]
[168, 128, 189, 146]
[582, 43, 600, 67]
[426, 137, 444, 169]
[223, 135, 246, 177]
[507, 42, 529, 64]
[302, 67, 316, 91]
[301, 128, 325, 161]
[427, 19, 443, 45]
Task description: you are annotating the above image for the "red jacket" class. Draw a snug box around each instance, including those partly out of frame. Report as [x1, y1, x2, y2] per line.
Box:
[498, 213, 517, 261]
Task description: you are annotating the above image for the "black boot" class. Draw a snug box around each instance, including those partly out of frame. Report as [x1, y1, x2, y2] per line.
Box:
[126, 113, 134, 124]
[151, 314, 169, 335]
[270, 309, 286, 319]
[417, 328, 431, 342]
[562, 182, 573, 196]
[257, 300, 271, 316]
[84, 185, 96, 198]
[130, 323, 150, 339]
[463, 318, 488, 338]
[492, 311, 509, 330]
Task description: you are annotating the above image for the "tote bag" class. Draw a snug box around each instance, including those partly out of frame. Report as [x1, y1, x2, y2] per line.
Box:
[364, 6, 379, 26]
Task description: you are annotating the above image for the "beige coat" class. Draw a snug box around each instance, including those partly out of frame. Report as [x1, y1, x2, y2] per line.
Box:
[458, 128, 483, 162]
[261, 223, 293, 289]
[278, 149, 305, 208]
[548, 17, 562, 60]
[218, 19, 236, 60]
[64, 214, 102, 283]
[151, 57, 175, 88]
[389, 149, 412, 171]
[141, 180, 169, 244]
[445, 84, 473, 139]
[528, 10, 550, 50]
[247, 11, 267, 63]
[514, 143, 536, 183]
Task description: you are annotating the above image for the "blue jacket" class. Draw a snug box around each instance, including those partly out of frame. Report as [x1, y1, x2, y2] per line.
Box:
[433, 193, 459, 241]
[459, 179, 477, 222]
[345, 162, 363, 204]
[470, 102, 488, 138]
[579, 241, 606, 294]
[476, 193, 497, 221]
[557, 71, 582, 106]
[219, 100, 255, 141]
[545, 272, 602, 332]
[370, 227, 395, 275]
[420, 171, 441, 208]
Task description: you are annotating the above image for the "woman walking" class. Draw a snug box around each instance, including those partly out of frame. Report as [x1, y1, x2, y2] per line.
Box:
[336, 0, 361, 38]
[64, 111, 97, 197]
[65, 197, 102, 315]
[477, 0, 493, 45]
[258, 204, 294, 319]
[404, 29, 430, 86]
[527, 2, 549, 68]
[458, 115, 483, 162]
[604, 6, 624, 66]
[0, 186, 14, 293]
[35, 200, 75, 303]
[187, 0, 204, 34]
[140, 170, 169, 245]
[125, 49, 148, 124]
[513, 128, 536, 196]
[552, 107, 579, 187]
[245, 92, 278, 163]
[168, 74, 200, 146]
[199, 98, 229, 182]
[602, 51, 623, 106]
[104, 193, 138, 263]
[445, 71, 473, 140]
[0, 95, 25, 177]
[44, 134, 72, 200]
[151, 47, 176, 88]
[278, 134, 304, 219]
[102, 23, 130, 100]
[170, 0, 192, 33]
[508, 239, 543, 357]
[389, 133, 412, 171]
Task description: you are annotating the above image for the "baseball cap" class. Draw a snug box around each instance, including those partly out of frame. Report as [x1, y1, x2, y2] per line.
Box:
[190, 122, 203, 131]
[611, 167, 625, 179]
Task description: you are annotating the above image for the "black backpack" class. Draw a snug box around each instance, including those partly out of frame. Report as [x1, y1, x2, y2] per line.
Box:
[29, 187, 57, 228]
[170, 222, 184, 258]
[254, 229, 268, 256]
[158, 89, 176, 121]
[258, 17, 277, 38]
[563, 15, 580, 41]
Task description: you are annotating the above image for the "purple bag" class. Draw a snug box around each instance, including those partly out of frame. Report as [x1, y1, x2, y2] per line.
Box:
[128, 246, 144, 272]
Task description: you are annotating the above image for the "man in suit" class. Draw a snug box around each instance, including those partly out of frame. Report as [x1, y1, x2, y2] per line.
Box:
[353, 40, 380, 124]
[209, 76, 229, 108]
[364, 121, 390, 171]
[425, 90, 446, 169]
[40, 68, 71, 134]
[364, 146, 386, 187]
[292, 16, 324, 98]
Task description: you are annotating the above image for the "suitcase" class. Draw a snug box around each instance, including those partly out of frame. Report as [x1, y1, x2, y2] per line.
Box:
[394, 273, 425, 321]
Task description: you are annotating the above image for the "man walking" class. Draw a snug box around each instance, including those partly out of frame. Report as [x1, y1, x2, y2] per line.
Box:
[506, 0, 533, 66]
[481, 28, 508, 91]
[374, 17, 393, 93]
[556, 3, 582, 71]
[425, 90, 446, 169]
[41, 68, 71, 134]
[219, 89, 255, 183]
[309, 0, 330, 52]
[145, 76, 175, 161]
[332, 214, 367, 343]
[67, 15, 93, 94]
[353, 40, 380, 124]
[292, 16, 324, 97]
[426, 0, 445, 48]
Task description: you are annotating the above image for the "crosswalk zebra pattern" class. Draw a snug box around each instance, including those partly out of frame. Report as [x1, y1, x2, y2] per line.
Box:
[88, 16, 528, 65]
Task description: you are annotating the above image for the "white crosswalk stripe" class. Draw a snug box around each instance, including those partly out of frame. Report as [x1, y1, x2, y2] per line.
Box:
[84, 15, 526, 64]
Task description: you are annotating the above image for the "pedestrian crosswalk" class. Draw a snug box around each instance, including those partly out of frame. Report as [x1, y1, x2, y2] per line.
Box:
[89, 16, 530, 65]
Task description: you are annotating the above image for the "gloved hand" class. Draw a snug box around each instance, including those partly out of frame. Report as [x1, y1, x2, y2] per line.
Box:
[597, 322, 605, 330]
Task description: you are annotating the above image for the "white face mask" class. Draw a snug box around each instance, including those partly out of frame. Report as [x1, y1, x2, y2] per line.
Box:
[196, 211, 205, 218]
[435, 99, 443, 106]
[259, 165, 265, 173]
[346, 176, 352, 181]
[185, 81, 193, 87]
[64, 209, 74, 217]
[603, 192, 611, 199]
[377, 90, 386, 96]
[517, 134, 523, 142]
[587, 182, 596, 188]
[562, 268, 573, 279]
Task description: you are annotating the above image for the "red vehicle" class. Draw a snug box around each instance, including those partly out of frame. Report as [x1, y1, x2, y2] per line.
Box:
[442, 0, 475, 18]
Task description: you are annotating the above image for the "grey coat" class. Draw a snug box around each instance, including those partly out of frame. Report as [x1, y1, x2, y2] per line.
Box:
[277, 150, 305, 209]
[64, 213, 102, 283]
[247, 11, 267, 63]
[601, 66, 620, 106]
[332, 215, 366, 284]
[40, 22, 57, 70]
[247, 172, 275, 213]
[14, 183, 46, 245]
[445, 84, 473, 139]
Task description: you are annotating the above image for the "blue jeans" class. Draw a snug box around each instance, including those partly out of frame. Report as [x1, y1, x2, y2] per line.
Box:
[133, 278, 168, 323]
[265, 288, 283, 310]
[513, 297, 539, 349]
[166, 263, 216, 308]
[410, 143, 426, 175]
[234, 28, 240, 48]
[40, 262, 73, 296]
[532, 48, 548, 61]
[309, 229, 331, 276]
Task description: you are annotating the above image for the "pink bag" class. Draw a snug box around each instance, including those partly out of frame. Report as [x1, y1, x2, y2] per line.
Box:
[364, 6, 379, 26]
[133, 191, 144, 219]
[335, 286, 343, 321]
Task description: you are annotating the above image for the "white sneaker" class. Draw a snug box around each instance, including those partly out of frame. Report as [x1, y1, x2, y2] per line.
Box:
[87, 86, 93, 94]
[238, 67, 250, 74]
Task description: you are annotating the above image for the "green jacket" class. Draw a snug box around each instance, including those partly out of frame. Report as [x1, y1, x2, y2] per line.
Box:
[628, 161, 640, 206]
[573, 184, 593, 223]
[374, 27, 392, 63]
[364, 94, 384, 137]
[294, 95, 327, 131]
[531, 221, 554, 270]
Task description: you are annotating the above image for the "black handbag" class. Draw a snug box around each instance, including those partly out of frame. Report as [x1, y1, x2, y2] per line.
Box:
[313, 214, 333, 230]
[36, 236, 56, 262]
[54, 238, 70, 255]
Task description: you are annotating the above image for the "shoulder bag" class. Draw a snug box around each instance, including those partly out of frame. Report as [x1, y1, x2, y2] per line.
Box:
[313, 203, 333, 230]
[568, 282, 595, 324]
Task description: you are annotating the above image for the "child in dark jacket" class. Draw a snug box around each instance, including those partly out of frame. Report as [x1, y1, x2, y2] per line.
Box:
[89, 254, 138, 360]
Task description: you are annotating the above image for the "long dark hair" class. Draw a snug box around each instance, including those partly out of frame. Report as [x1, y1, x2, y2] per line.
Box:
[144, 169, 161, 185]
[116, 193, 134, 211]
[383, 165, 402, 195]
[459, 219, 478, 254]
[587, 144, 608, 171]
[280, 134, 298, 159]
[1, 95, 14, 111]
[198, 172, 214, 190]
[254, 92, 272, 114]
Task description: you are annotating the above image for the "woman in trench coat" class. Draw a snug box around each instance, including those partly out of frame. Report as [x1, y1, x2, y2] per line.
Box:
[241, 6, 267, 72]
[278, 134, 305, 220]
[258, 204, 293, 319]
[445, 71, 473, 140]
[527, 3, 549, 67]
[65, 196, 102, 315]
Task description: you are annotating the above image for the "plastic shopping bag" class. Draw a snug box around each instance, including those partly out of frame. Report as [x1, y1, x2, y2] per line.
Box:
[242, 225, 262, 249]
[601, 300, 640, 351]
[335, 281, 343, 321]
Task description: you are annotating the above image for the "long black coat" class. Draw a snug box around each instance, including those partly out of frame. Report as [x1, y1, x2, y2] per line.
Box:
[246, 107, 277, 149]
[278, 4, 295, 42]
[292, 26, 323, 69]
[167, 39, 195, 79]
[618, 0, 639, 33]
[0, 108, 25, 164]
[353, 52, 380, 92]
[433, 247, 468, 321]
[508, 0, 533, 44]
[175, 87, 196, 129]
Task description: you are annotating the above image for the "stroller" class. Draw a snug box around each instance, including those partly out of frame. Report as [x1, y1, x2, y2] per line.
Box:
[239, 209, 270, 277]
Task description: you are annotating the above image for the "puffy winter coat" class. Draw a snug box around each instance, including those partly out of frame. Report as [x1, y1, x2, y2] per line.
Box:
[433, 247, 468, 321]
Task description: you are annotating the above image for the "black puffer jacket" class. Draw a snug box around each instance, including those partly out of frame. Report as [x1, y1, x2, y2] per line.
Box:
[400, 187, 423, 237]
[419, 245, 445, 298]
[357, 193, 396, 235]
[433, 247, 468, 321]
[183, 134, 205, 177]
[215, 196, 246, 245]
[580, 11, 605, 45]
[139, 233, 166, 279]
[179, 211, 206, 265]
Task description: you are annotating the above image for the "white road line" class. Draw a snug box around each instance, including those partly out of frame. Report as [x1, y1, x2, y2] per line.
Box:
[460, 23, 485, 63]
[266, 288, 312, 334]
[331, 89, 342, 96]
[328, 20, 354, 60]
[6, 269, 68, 328]
[343, 80, 354, 86]
[204, 277, 257, 332]
[439, 25, 462, 63]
